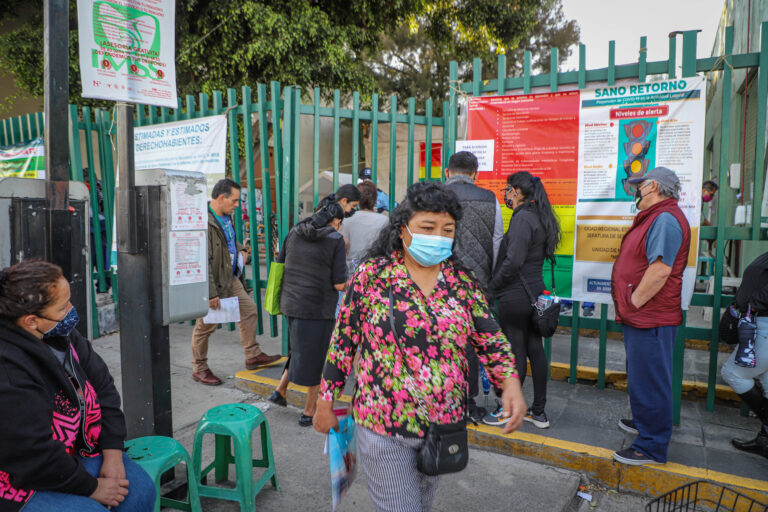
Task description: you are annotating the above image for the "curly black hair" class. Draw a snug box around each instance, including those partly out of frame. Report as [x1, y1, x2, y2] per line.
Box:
[366, 181, 462, 259]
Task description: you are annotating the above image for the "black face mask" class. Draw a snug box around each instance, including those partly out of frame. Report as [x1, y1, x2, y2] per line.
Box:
[504, 198, 515, 209]
[344, 209, 356, 218]
[634, 187, 647, 209]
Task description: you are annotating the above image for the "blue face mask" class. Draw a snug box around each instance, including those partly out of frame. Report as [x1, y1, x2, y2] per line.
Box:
[41, 306, 80, 339]
[404, 226, 453, 267]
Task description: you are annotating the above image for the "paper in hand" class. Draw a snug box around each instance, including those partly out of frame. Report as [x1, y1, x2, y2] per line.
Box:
[202, 297, 241, 324]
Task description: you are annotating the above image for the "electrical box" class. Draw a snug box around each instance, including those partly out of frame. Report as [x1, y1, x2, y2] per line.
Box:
[134, 169, 209, 325]
[0, 178, 92, 337]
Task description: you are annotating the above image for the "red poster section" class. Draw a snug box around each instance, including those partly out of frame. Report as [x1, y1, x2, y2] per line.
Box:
[466, 91, 580, 204]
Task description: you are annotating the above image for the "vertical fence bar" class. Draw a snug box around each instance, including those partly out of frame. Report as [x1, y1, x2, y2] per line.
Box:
[19, 114, 29, 142]
[668, 35, 677, 79]
[186, 95, 195, 120]
[99, 109, 115, 255]
[681, 30, 698, 78]
[389, 95, 397, 212]
[407, 97, 415, 185]
[523, 51, 532, 94]
[425, 98, 433, 182]
[258, 83, 278, 337]
[173, 97, 182, 121]
[578, 44, 586, 89]
[212, 90, 223, 114]
[227, 89, 243, 243]
[709, 26, 734, 411]
[371, 94, 379, 184]
[751, 22, 768, 239]
[442, 100, 450, 179]
[82, 107, 106, 293]
[608, 41, 616, 86]
[241, 85, 265, 335]
[270, 81, 283, 243]
[497, 54, 507, 95]
[199, 92, 209, 118]
[544, 47, 559, 376]
[472, 58, 482, 97]
[673, 311, 687, 425]
[569, 302, 580, 385]
[332, 89, 340, 191]
[352, 91, 360, 178]
[68, 105, 84, 181]
[639, 36, 648, 82]
[291, 87, 301, 224]
[449, 61, 458, 160]
[280, 86, 294, 355]
[0, 119, 8, 145]
[313, 87, 321, 207]
[9, 116, 20, 145]
[597, 304, 608, 389]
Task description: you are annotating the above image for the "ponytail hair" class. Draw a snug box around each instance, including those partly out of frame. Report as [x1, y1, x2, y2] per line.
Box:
[310, 201, 344, 228]
[315, 184, 361, 213]
[507, 171, 561, 262]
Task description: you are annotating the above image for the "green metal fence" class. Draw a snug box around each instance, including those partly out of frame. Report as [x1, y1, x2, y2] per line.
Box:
[1, 24, 766, 422]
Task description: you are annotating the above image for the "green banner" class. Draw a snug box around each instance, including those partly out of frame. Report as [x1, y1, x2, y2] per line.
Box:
[0, 138, 45, 179]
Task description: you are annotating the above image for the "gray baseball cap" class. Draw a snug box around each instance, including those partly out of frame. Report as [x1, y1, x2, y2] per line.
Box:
[627, 166, 680, 189]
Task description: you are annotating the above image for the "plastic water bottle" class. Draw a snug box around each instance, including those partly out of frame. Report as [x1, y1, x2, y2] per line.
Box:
[481, 367, 491, 396]
[536, 290, 554, 312]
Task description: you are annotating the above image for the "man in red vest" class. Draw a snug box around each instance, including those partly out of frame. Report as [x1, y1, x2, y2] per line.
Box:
[611, 167, 691, 465]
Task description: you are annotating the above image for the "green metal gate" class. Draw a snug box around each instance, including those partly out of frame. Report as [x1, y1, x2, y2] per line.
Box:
[1, 23, 766, 422]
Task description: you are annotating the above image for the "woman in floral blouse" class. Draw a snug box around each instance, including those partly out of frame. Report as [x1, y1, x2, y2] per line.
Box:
[314, 182, 526, 512]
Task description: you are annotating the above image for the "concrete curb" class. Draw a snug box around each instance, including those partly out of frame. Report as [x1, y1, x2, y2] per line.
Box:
[235, 366, 767, 503]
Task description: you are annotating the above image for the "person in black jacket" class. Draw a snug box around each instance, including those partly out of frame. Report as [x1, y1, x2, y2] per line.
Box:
[0, 260, 155, 512]
[267, 202, 348, 426]
[721, 251, 768, 458]
[486, 171, 561, 430]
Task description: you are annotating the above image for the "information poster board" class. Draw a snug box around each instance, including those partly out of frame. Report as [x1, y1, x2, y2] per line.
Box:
[463, 77, 705, 306]
[77, 0, 178, 108]
[0, 138, 45, 179]
[573, 77, 705, 307]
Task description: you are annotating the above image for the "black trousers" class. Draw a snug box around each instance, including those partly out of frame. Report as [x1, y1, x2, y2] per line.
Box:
[465, 343, 479, 404]
[497, 296, 548, 414]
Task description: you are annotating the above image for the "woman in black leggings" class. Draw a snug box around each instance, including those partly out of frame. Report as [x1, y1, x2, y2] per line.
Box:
[486, 171, 561, 429]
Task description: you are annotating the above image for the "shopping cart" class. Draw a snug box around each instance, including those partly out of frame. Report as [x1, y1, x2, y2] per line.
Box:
[646, 480, 768, 512]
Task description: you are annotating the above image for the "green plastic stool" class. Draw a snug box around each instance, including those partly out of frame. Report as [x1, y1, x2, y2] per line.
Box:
[192, 403, 278, 511]
[124, 436, 202, 512]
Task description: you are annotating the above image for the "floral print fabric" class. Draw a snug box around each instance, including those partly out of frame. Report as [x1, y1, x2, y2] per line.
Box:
[320, 253, 518, 438]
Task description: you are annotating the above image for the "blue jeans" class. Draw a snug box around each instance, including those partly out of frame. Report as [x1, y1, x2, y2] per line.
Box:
[623, 324, 677, 463]
[23, 452, 156, 512]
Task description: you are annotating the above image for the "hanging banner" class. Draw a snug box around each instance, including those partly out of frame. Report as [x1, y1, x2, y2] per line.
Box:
[77, 0, 177, 108]
[463, 77, 705, 307]
[134, 115, 228, 195]
[573, 77, 705, 307]
[0, 138, 45, 179]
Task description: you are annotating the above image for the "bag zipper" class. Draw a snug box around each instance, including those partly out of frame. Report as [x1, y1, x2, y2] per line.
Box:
[66, 349, 94, 453]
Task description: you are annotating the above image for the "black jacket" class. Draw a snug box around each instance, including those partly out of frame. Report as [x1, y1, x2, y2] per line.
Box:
[277, 218, 346, 320]
[736, 251, 768, 314]
[490, 201, 547, 302]
[0, 322, 126, 511]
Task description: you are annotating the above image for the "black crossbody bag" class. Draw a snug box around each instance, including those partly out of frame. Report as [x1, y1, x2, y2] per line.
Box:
[519, 261, 561, 338]
[388, 285, 469, 476]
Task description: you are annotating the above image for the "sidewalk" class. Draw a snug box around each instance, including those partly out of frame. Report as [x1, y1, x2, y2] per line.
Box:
[93, 322, 767, 510]
[97, 324, 645, 511]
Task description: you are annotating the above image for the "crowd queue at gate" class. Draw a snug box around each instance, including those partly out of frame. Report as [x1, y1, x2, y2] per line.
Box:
[0, 152, 767, 512]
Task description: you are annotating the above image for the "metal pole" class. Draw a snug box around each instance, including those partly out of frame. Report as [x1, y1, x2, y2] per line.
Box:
[116, 103, 172, 439]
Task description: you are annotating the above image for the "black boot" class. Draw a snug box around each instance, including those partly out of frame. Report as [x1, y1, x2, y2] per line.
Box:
[732, 387, 768, 458]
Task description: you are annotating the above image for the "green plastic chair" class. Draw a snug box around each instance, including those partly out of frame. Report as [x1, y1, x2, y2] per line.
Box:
[192, 403, 278, 511]
[124, 436, 202, 512]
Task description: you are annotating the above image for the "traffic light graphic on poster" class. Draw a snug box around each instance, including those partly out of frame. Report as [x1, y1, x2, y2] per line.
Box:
[615, 119, 656, 200]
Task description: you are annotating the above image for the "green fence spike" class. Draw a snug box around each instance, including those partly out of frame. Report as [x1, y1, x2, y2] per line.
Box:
[352, 91, 360, 178]
[608, 41, 616, 85]
[523, 51, 532, 93]
[332, 89, 341, 191]
[425, 98, 433, 182]
[313, 87, 321, 207]
[407, 97, 415, 185]
[371, 94, 380, 184]
[550, 47, 559, 91]
[639, 36, 647, 82]
[258, 83, 279, 338]
[498, 54, 507, 95]
[389, 95, 397, 212]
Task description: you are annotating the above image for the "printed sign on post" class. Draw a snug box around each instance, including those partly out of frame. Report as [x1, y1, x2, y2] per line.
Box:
[170, 181, 207, 231]
[134, 116, 228, 196]
[169, 230, 206, 285]
[77, 0, 178, 107]
[455, 140, 495, 172]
